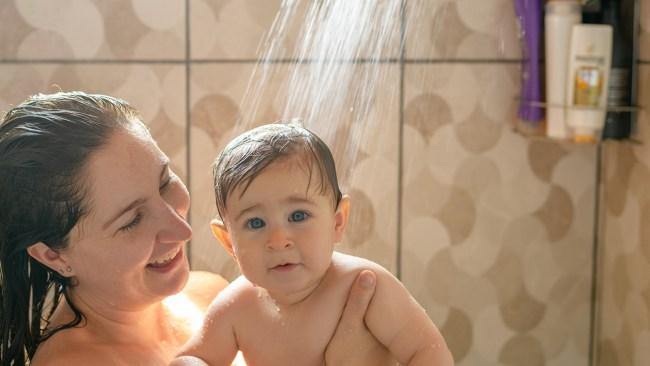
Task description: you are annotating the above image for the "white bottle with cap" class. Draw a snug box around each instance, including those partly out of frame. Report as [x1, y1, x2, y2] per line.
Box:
[544, 0, 581, 139]
[565, 24, 613, 143]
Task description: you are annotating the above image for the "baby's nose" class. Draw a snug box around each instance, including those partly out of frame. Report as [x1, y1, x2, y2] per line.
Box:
[266, 227, 294, 251]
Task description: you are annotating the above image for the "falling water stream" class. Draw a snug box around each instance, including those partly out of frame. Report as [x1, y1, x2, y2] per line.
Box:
[235, 0, 405, 183]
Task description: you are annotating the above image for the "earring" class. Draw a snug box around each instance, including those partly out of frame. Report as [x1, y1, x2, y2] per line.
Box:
[65, 266, 72, 273]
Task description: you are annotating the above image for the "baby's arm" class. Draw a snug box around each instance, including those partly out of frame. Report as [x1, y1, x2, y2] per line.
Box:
[171, 284, 241, 366]
[364, 265, 454, 365]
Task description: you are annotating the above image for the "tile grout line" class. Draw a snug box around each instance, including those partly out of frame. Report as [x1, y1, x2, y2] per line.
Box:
[396, 0, 407, 280]
[0, 59, 187, 64]
[0, 58, 527, 64]
[588, 143, 603, 366]
[2, 58, 646, 65]
[185, 0, 192, 263]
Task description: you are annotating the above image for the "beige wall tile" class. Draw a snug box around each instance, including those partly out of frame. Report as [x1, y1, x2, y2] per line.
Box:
[191, 0, 283, 59]
[191, 0, 401, 60]
[0, 0, 185, 60]
[598, 64, 650, 366]
[403, 63, 595, 365]
[405, 0, 521, 60]
[0, 64, 187, 178]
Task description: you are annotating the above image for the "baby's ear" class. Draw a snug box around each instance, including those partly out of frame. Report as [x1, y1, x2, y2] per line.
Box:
[334, 195, 350, 243]
[210, 219, 235, 257]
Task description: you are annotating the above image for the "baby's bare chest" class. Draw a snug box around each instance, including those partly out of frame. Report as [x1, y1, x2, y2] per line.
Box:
[236, 280, 353, 365]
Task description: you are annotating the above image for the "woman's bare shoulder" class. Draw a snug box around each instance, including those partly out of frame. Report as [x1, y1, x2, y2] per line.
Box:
[33, 329, 174, 366]
[182, 270, 230, 311]
[31, 332, 117, 366]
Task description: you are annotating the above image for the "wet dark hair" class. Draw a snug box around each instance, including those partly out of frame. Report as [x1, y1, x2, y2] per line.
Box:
[0, 91, 140, 365]
[213, 122, 342, 220]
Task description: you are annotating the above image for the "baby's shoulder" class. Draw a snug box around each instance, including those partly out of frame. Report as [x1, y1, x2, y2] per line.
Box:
[205, 275, 261, 315]
[328, 252, 394, 284]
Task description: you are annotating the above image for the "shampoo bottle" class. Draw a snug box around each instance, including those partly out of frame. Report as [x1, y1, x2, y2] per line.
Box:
[515, 0, 544, 131]
[544, 0, 581, 139]
[565, 24, 613, 143]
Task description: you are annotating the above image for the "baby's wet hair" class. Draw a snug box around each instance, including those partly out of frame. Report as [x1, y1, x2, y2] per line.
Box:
[212, 122, 342, 220]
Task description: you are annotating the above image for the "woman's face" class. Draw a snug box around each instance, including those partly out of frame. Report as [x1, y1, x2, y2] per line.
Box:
[62, 124, 191, 311]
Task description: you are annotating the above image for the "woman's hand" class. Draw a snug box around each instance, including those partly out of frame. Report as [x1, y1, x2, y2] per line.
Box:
[324, 270, 396, 366]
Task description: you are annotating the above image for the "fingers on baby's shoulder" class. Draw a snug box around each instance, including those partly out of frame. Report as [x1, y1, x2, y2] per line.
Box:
[348, 256, 396, 283]
[345, 259, 407, 298]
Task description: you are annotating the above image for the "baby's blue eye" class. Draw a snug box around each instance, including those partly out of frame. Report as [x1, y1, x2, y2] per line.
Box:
[247, 218, 265, 229]
[289, 211, 308, 222]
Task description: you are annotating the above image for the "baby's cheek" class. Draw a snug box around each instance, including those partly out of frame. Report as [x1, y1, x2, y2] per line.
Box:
[233, 247, 258, 271]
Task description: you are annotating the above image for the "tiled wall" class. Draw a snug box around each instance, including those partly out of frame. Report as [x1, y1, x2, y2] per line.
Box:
[0, 1, 646, 365]
[596, 14, 650, 366]
[594, 1, 650, 365]
[598, 103, 650, 365]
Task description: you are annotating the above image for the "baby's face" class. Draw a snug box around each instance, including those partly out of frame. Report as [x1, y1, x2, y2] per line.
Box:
[223, 159, 344, 300]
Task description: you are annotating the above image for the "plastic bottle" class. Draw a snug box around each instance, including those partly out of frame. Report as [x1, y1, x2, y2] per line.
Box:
[565, 24, 613, 143]
[544, 0, 581, 139]
[601, 0, 633, 139]
[515, 0, 544, 130]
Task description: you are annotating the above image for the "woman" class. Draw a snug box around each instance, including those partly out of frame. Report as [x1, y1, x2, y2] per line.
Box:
[0, 92, 391, 365]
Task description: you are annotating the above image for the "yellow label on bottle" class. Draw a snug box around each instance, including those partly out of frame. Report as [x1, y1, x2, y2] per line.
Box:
[573, 66, 602, 106]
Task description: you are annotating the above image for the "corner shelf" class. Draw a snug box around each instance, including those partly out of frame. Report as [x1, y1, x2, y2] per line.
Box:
[512, 98, 643, 145]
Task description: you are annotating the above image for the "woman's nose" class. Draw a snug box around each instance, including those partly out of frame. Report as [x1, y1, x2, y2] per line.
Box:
[266, 226, 294, 251]
[156, 201, 192, 243]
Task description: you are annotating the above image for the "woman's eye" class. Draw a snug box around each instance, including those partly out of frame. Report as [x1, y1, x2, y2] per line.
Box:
[289, 211, 308, 222]
[120, 212, 143, 232]
[160, 175, 173, 193]
[247, 218, 265, 229]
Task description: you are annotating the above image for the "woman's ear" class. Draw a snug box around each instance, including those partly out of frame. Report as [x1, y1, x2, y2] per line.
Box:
[26, 243, 74, 276]
[210, 219, 235, 257]
[334, 195, 351, 243]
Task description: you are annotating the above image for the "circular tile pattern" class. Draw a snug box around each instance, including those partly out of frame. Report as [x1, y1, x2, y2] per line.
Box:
[440, 307, 473, 363]
[528, 141, 568, 183]
[533, 185, 574, 242]
[16, 0, 104, 58]
[498, 334, 545, 366]
[435, 186, 475, 245]
[499, 284, 546, 332]
[404, 93, 453, 140]
[454, 107, 502, 153]
[133, 0, 183, 30]
[192, 94, 240, 146]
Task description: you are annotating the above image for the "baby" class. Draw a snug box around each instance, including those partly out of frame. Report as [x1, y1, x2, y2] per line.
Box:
[175, 123, 453, 366]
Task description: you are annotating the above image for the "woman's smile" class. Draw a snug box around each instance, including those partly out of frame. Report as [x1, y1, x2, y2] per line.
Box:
[147, 246, 184, 271]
